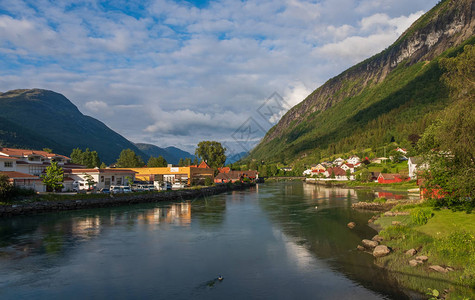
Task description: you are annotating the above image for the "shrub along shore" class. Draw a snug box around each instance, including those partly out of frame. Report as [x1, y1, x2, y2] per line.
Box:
[0, 183, 255, 217]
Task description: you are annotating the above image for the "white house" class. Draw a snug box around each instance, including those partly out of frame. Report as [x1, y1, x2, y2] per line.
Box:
[68, 168, 137, 191]
[0, 147, 85, 192]
[347, 156, 360, 165]
[303, 169, 312, 176]
[340, 163, 355, 173]
[333, 157, 345, 166]
[408, 157, 428, 179]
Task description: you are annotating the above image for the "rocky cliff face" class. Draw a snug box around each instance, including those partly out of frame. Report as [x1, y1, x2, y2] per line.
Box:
[263, 0, 474, 143]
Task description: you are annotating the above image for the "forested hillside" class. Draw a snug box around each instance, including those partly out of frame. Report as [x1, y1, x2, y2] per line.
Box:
[247, 0, 474, 166]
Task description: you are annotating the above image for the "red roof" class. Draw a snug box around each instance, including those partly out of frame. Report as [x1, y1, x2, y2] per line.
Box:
[0, 171, 39, 179]
[197, 161, 210, 168]
[326, 167, 346, 176]
[0, 147, 70, 160]
[218, 167, 230, 173]
[0, 156, 18, 160]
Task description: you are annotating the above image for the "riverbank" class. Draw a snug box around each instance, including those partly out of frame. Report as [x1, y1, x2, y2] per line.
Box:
[306, 178, 418, 192]
[358, 202, 475, 299]
[0, 183, 255, 217]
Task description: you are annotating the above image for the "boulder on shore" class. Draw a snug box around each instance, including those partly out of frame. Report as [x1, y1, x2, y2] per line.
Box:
[409, 259, 421, 267]
[362, 239, 379, 248]
[372, 235, 384, 242]
[405, 249, 417, 256]
[416, 255, 428, 262]
[347, 222, 356, 229]
[357, 245, 365, 251]
[373, 245, 391, 257]
[429, 265, 449, 273]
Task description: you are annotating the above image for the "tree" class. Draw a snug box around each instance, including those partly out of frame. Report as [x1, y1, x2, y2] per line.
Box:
[178, 158, 184, 167]
[417, 45, 475, 207]
[70, 148, 101, 168]
[195, 141, 226, 170]
[42, 161, 64, 192]
[83, 173, 96, 191]
[100, 162, 107, 169]
[346, 169, 351, 180]
[0, 174, 14, 200]
[43, 148, 53, 153]
[147, 155, 167, 167]
[360, 168, 371, 182]
[115, 149, 145, 168]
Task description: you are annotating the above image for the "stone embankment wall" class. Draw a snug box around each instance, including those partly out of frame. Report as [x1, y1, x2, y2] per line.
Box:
[0, 183, 255, 217]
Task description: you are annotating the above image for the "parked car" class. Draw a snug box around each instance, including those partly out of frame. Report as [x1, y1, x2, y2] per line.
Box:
[110, 186, 122, 193]
[121, 186, 132, 193]
[172, 182, 186, 190]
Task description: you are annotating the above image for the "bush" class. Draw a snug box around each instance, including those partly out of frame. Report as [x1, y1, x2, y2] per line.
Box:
[204, 177, 214, 186]
[411, 207, 433, 225]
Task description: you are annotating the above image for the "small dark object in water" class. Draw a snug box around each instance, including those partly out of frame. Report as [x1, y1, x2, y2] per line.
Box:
[218, 275, 224, 281]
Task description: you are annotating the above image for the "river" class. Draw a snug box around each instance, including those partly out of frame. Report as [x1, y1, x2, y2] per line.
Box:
[0, 182, 415, 299]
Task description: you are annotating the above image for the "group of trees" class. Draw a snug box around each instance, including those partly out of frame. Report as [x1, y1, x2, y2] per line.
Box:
[417, 44, 475, 208]
[70, 148, 103, 168]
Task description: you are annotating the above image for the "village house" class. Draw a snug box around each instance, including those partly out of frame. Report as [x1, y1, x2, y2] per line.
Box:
[324, 167, 348, 180]
[67, 168, 137, 191]
[347, 156, 360, 165]
[408, 157, 428, 179]
[340, 163, 355, 173]
[117, 162, 214, 186]
[377, 173, 410, 184]
[311, 164, 326, 172]
[0, 147, 85, 192]
[214, 170, 258, 184]
[332, 157, 345, 166]
[371, 157, 389, 164]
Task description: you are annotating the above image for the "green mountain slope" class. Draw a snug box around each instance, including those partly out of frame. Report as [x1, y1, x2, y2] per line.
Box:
[0, 89, 148, 164]
[248, 0, 474, 164]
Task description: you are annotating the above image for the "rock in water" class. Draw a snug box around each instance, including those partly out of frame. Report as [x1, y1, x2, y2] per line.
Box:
[372, 235, 384, 242]
[373, 245, 391, 257]
[347, 222, 356, 229]
[362, 239, 379, 249]
[357, 245, 365, 251]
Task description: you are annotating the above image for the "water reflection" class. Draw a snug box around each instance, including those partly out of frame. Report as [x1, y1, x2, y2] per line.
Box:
[136, 202, 191, 226]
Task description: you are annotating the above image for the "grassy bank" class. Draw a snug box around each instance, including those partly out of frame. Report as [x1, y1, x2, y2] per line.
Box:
[374, 204, 475, 299]
[345, 180, 418, 191]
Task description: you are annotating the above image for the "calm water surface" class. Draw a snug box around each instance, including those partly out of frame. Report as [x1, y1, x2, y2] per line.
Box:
[0, 182, 413, 299]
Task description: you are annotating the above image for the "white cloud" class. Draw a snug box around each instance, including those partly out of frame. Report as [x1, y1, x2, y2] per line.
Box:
[0, 0, 439, 153]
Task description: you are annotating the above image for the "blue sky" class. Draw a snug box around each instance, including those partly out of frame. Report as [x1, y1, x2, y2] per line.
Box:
[0, 0, 439, 154]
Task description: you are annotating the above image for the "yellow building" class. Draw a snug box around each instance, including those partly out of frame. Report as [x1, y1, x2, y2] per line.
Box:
[116, 165, 214, 185]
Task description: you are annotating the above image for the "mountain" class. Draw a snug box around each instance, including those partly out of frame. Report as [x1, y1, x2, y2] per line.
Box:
[248, 0, 474, 164]
[225, 151, 249, 165]
[135, 143, 195, 164]
[0, 89, 148, 164]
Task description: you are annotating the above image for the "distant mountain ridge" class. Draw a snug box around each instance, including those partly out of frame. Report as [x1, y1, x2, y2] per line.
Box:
[248, 0, 474, 163]
[0, 89, 176, 164]
[135, 143, 195, 164]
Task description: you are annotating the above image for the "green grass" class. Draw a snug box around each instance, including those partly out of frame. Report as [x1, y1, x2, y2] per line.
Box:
[375, 206, 475, 298]
[417, 210, 475, 238]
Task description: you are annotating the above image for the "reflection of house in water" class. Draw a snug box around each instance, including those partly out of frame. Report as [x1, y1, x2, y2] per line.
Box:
[71, 216, 102, 239]
[302, 184, 358, 204]
[137, 203, 191, 226]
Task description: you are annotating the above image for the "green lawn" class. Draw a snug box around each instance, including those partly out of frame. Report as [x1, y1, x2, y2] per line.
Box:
[417, 209, 475, 237]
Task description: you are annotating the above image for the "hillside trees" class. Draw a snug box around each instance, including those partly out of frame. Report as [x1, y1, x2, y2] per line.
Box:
[70, 148, 101, 168]
[115, 149, 145, 168]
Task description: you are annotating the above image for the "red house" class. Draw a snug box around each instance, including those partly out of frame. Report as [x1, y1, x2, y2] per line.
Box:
[377, 173, 410, 184]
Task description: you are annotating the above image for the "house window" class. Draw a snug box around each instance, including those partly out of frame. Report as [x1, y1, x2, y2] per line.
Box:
[112, 176, 115, 182]
[4, 162, 13, 168]
[100, 176, 104, 182]
[117, 178, 122, 185]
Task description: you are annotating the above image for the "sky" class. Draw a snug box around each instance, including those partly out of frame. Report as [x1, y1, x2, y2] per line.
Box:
[0, 0, 439, 156]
